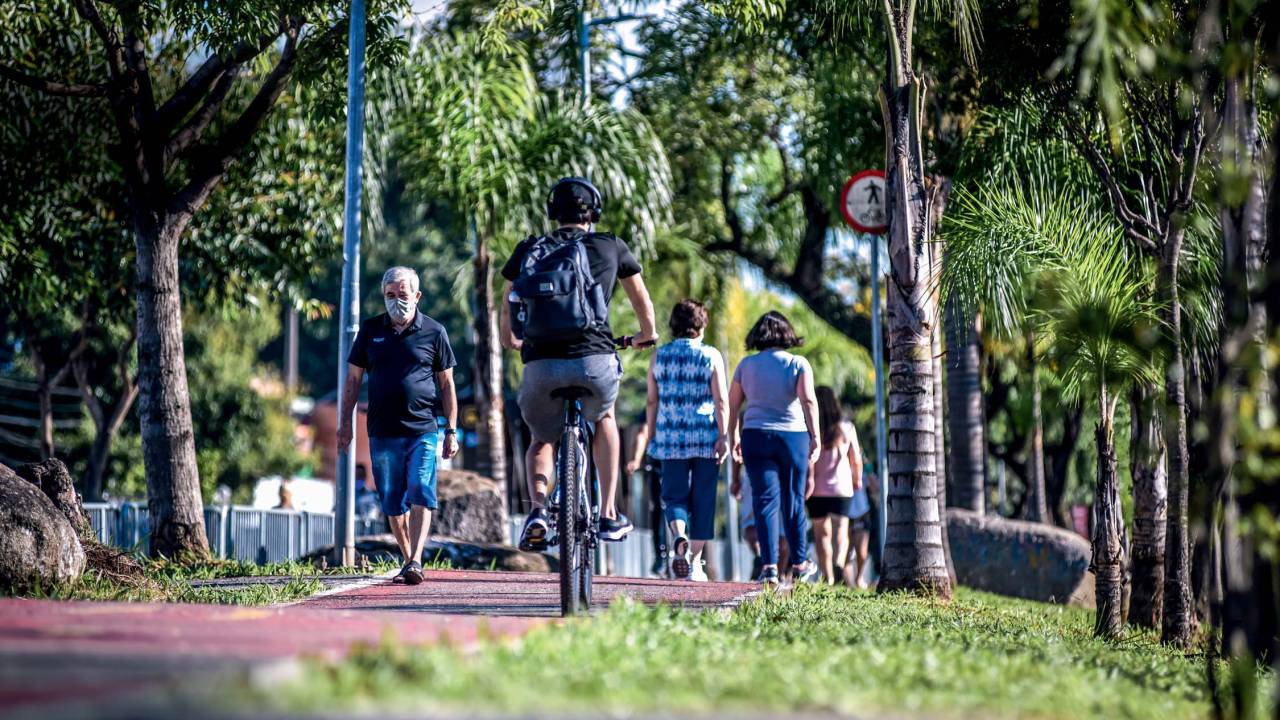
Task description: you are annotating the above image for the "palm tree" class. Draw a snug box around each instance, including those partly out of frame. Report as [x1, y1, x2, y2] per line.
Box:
[946, 174, 1159, 637]
[396, 31, 672, 511]
[873, 0, 981, 599]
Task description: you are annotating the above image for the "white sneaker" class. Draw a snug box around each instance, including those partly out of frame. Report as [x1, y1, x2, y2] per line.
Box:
[690, 559, 708, 582]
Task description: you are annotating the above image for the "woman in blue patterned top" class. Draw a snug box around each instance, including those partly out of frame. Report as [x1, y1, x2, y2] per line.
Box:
[633, 299, 729, 580]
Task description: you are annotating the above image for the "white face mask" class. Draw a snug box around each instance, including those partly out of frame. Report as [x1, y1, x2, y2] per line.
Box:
[386, 297, 414, 323]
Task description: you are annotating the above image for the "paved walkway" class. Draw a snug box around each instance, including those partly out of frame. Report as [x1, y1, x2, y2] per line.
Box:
[0, 569, 756, 720]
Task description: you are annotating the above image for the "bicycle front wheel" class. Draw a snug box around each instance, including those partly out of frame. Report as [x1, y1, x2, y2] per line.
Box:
[557, 425, 583, 617]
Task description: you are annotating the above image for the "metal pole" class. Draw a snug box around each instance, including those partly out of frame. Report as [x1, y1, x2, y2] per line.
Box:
[578, 2, 591, 104]
[870, 233, 889, 564]
[334, 0, 367, 568]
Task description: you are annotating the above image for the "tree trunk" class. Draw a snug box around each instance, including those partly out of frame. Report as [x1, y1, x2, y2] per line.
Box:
[472, 231, 508, 505]
[1047, 404, 1083, 527]
[1158, 231, 1196, 647]
[135, 213, 208, 558]
[1093, 390, 1125, 638]
[32, 348, 56, 461]
[877, 57, 951, 596]
[1214, 65, 1278, 708]
[929, 199, 955, 587]
[1128, 383, 1168, 629]
[1025, 328, 1048, 523]
[945, 298, 985, 513]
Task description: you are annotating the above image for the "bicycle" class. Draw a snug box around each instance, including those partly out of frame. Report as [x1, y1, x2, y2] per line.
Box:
[547, 335, 653, 616]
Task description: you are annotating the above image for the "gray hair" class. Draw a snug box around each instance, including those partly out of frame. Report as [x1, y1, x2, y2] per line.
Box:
[381, 266, 420, 294]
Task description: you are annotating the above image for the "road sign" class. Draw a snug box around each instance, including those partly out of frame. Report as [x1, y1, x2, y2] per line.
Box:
[840, 170, 887, 234]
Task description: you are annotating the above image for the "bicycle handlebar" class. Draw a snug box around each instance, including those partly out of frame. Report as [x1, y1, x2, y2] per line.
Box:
[614, 335, 657, 350]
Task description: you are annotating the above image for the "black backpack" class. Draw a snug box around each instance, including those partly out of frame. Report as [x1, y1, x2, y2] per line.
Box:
[511, 231, 609, 343]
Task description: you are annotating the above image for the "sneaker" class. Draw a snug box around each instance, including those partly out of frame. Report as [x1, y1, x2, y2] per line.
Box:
[403, 560, 424, 586]
[760, 566, 781, 587]
[792, 561, 821, 585]
[598, 513, 634, 542]
[519, 507, 550, 552]
[690, 559, 709, 582]
[671, 536, 691, 579]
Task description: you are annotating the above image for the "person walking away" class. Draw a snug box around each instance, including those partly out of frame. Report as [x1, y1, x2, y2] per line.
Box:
[845, 467, 876, 588]
[500, 177, 659, 551]
[631, 300, 729, 580]
[626, 417, 670, 577]
[728, 311, 821, 586]
[338, 266, 460, 585]
[809, 386, 863, 584]
[730, 461, 791, 580]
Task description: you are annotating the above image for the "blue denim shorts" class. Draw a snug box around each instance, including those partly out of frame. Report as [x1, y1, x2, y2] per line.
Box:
[369, 432, 439, 516]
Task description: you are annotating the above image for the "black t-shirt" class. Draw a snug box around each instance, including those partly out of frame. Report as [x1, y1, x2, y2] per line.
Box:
[348, 311, 456, 437]
[501, 228, 642, 362]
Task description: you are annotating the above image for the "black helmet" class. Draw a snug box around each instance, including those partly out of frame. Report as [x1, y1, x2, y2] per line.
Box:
[546, 177, 602, 224]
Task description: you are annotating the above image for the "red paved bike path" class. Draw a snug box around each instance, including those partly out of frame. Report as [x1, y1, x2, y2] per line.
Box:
[0, 569, 756, 719]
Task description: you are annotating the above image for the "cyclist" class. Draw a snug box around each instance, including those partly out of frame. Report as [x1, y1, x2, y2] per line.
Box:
[500, 177, 659, 552]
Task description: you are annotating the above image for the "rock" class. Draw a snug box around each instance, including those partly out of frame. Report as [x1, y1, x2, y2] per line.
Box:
[304, 535, 556, 574]
[947, 509, 1092, 606]
[18, 459, 89, 535]
[432, 469, 507, 544]
[0, 463, 86, 589]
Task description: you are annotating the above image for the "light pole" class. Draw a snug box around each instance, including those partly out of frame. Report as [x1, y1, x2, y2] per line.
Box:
[334, 0, 367, 568]
[870, 234, 888, 565]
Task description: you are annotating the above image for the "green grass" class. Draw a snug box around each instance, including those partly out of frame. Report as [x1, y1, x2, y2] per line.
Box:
[264, 585, 1269, 719]
[9, 557, 396, 606]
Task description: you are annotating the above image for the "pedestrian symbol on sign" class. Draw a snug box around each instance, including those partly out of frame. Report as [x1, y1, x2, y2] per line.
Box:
[840, 170, 887, 235]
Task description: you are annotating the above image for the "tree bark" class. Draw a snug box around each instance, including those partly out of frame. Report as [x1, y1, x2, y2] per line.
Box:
[929, 191, 956, 586]
[472, 231, 507, 505]
[1025, 328, 1048, 523]
[32, 348, 57, 461]
[877, 49, 951, 596]
[135, 212, 208, 558]
[945, 297, 985, 513]
[1158, 228, 1196, 647]
[1128, 383, 1167, 629]
[1093, 391, 1125, 638]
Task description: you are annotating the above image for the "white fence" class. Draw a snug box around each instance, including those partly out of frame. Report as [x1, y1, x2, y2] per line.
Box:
[83, 502, 335, 563]
[85, 502, 755, 579]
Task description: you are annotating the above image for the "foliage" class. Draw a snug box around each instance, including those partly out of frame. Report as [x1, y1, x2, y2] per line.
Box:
[91, 306, 308, 501]
[261, 585, 1264, 719]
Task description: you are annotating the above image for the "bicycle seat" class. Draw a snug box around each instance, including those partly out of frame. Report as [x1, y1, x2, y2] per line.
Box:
[550, 385, 593, 401]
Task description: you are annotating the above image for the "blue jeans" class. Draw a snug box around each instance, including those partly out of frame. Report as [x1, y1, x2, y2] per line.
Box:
[742, 429, 810, 567]
[660, 457, 719, 541]
[369, 432, 439, 516]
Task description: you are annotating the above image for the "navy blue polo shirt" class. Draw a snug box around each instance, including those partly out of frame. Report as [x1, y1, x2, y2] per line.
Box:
[348, 311, 456, 438]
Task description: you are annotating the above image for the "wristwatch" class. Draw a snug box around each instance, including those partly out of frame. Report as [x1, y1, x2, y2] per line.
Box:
[443, 427, 458, 436]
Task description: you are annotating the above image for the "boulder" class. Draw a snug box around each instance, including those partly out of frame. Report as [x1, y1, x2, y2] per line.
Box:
[432, 469, 507, 544]
[947, 509, 1092, 606]
[0, 463, 86, 589]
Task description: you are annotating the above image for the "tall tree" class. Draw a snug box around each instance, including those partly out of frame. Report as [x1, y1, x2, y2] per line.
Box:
[1055, 0, 1216, 646]
[0, 0, 405, 556]
[947, 175, 1159, 637]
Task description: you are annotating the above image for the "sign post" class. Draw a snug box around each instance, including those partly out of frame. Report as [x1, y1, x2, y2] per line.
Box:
[839, 170, 889, 571]
[333, 0, 367, 568]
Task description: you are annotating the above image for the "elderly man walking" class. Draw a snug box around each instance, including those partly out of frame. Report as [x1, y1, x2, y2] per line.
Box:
[338, 266, 459, 585]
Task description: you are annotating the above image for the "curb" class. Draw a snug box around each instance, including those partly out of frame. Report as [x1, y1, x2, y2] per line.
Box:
[270, 570, 397, 608]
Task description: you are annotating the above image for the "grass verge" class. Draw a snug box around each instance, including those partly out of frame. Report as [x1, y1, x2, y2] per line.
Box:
[264, 585, 1269, 719]
[9, 557, 397, 606]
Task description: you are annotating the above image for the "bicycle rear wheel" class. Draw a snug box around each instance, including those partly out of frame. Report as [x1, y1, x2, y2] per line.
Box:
[557, 425, 582, 617]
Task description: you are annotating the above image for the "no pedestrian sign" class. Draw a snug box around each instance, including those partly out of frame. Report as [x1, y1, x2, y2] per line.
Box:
[840, 170, 887, 234]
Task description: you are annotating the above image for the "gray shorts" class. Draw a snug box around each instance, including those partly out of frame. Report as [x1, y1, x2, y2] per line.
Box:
[518, 354, 621, 443]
